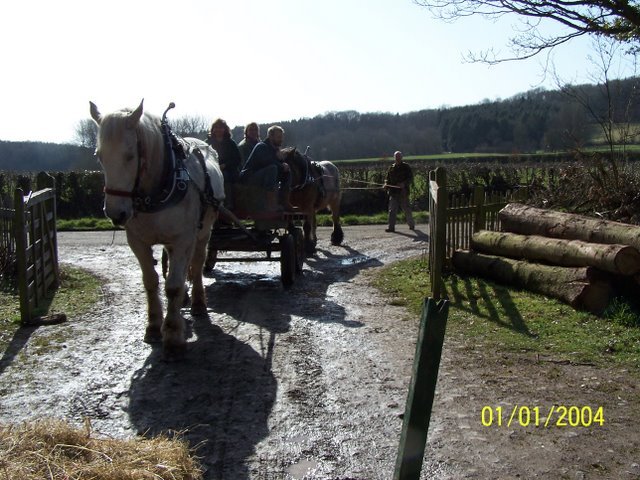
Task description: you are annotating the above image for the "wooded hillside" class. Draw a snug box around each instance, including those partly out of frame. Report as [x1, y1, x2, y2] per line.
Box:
[1, 77, 639, 171]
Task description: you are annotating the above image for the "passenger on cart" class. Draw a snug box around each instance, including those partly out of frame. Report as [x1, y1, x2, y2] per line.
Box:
[237, 122, 261, 164]
[238, 125, 297, 212]
[206, 118, 242, 210]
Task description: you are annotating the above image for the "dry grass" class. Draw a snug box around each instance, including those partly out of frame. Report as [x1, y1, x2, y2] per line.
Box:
[0, 419, 203, 480]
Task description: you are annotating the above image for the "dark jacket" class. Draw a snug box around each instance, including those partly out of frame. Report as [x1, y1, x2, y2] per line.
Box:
[239, 139, 286, 181]
[238, 138, 259, 164]
[385, 161, 413, 195]
[207, 137, 242, 183]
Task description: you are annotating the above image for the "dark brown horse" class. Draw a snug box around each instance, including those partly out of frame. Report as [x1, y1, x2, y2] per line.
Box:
[282, 147, 343, 254]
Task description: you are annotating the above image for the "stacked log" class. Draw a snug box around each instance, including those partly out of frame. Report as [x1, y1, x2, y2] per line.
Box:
[452, 251, 612, 314]
[451, 203, 640, 314]
[498, 203, 640, 250]
[469, 230, 640, 276]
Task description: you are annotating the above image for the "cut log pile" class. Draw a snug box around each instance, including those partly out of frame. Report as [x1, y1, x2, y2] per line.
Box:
[452, 203, 640, 314]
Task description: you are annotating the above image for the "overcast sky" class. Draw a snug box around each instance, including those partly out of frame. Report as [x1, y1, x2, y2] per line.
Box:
[1, 0, 636, 144]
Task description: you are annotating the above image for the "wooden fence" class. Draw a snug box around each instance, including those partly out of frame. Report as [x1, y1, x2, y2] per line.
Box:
[0, 206, 15, 286]
[11, 173, 60, 323]
[428, 167, 528, 298]
[428, 168, 447, 299]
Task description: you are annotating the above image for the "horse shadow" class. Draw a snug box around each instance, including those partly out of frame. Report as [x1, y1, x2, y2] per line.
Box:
[127, 240, 382, 479]
[126, 311, 276, 480]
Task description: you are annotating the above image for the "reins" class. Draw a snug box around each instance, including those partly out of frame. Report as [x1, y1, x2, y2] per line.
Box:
[341, 179, 403, 191]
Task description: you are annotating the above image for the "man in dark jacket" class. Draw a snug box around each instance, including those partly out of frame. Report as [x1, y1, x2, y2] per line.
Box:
[384, 150, 415, 232]
[239, 125, 295, 210]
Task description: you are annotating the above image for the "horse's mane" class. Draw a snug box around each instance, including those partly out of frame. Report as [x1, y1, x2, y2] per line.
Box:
[97, 108, 164, 163]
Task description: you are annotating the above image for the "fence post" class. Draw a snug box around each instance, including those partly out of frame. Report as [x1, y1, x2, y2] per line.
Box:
[13, 188, 30, 323]
[393, 298, 450, 480]
[429, 168, 447, 299]
[472, 185, 484, 233]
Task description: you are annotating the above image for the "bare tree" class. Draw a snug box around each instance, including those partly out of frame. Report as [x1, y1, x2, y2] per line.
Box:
[169, 115, 211, 138]
[553, 37, 640, 219]
[73, 119, 98, 150]
[414, 0, 640, 63]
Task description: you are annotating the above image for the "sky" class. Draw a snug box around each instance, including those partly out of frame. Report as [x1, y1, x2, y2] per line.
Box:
[1, 0, 637, 145]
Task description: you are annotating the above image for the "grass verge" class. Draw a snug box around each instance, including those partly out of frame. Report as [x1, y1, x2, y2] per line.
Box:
[373, 257, 640, 368]
[57, 218, 116, 231]
[58, 212, 431, 230]
[0, 264, 102, 352]
[317, 211, 429, 226]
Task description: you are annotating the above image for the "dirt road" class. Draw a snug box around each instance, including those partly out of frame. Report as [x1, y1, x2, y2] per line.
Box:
[0, 225, 638, 479]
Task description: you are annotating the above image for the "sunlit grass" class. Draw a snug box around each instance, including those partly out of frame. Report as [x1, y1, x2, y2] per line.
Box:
[373, 257, 640, 367]
[57, 218, 115, 231]
[0, 265, 102, 351]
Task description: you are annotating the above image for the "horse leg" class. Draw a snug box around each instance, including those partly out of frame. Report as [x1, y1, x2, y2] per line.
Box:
[190, 212, 216, 315]
[329, 198, 344, 245]
[310, 212, 319, 249]
[127, 238, 163, 344]
[162, 242, 193, 358]
[303, 214, 315, 255]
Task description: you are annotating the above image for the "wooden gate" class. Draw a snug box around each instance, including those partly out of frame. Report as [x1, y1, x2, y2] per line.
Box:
[428, 167, 527, 298]
[13, 173, 60, 323]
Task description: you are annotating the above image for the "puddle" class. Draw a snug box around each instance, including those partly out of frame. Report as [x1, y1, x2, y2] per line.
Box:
[287, 458, 320, 479]
[340, 254, 371, 266]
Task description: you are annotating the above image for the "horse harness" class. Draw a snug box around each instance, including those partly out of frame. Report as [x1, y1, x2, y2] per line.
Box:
[290, 150, 327, 207]
[104, 114, 219, 226]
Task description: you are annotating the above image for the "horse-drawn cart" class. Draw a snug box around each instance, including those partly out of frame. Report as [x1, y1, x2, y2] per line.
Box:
[206, 187, 309, 288]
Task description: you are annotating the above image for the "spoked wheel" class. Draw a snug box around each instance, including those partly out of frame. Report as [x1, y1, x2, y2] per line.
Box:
[280, 233, 296, 288]
[293, 227, 305, 274]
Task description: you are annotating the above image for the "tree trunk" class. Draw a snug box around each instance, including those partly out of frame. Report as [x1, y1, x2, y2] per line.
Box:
[451, 250, 612, 314]
[470, 230, 640, 276]
[499, 203, 640, 251]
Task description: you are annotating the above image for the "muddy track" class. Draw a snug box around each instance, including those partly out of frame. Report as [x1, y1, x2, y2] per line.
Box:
[0, 225, 638, 479]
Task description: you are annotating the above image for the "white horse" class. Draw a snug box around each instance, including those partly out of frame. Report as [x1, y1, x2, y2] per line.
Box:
[90, 100, 224, 359]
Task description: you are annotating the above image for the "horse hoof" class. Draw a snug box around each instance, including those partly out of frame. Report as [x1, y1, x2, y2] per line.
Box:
[143, 328, 162, 344]
[331, 230, 344, 245]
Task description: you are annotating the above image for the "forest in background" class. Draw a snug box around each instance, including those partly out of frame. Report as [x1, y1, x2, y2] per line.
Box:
[1, 76, 639, 172]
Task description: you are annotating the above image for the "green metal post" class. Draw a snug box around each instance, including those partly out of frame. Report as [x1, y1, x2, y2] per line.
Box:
[394, 297, 450, 480]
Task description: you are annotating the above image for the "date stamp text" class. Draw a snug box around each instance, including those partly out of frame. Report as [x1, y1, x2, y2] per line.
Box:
[481, 405, 605, 428]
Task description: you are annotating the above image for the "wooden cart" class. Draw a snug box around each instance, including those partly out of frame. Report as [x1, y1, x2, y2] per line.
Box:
[207, 187, 308, 288]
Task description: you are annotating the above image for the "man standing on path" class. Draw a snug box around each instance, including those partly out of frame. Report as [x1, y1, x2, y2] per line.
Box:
[383, 150, 415, 232]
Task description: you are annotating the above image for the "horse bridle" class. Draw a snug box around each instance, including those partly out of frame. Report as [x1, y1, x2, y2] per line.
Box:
[101, 108, 190, 213]
[102, 138, 146, 200]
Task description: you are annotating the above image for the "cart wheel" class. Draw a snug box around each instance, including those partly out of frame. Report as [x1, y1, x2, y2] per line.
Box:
[280, 234, 296, 288]
[293, 227, 305, 274]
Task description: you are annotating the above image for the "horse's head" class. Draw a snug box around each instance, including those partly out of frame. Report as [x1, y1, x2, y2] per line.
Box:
[281, 147, 308, 188]
[90, 100, 160, 226]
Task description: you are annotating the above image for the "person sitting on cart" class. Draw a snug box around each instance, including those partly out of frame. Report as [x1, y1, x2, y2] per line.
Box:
[239, 125, 296, 211]
[206, 118, 242, 210]
[238, 122, 261, 164]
